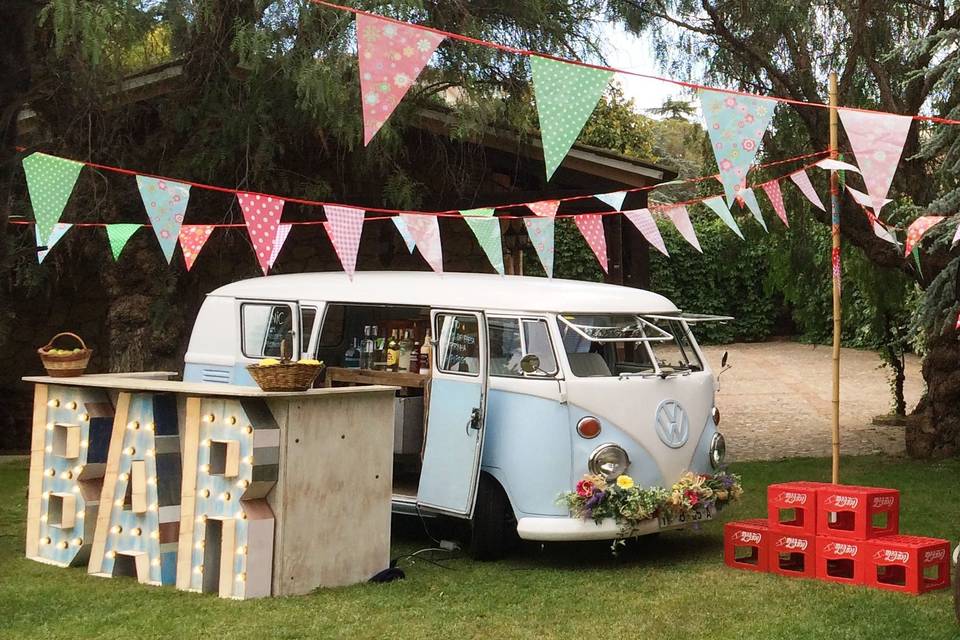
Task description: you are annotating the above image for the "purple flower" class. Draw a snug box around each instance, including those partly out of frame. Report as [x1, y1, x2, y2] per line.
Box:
[721, 475, 735, 489]
[584, 490, 606, 509]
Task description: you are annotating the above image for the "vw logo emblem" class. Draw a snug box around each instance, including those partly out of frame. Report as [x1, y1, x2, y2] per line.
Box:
[655, 400, 690, 448]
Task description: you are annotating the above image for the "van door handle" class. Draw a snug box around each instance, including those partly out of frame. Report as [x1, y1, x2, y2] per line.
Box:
[466, 407, 482, 434]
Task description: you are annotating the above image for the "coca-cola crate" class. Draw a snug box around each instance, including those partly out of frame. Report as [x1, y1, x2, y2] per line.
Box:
[865, 535, 951, 595]
[770, 533, 816, 579]
[816, 536, 867, 585]
[767, 481, 831, 535]
[816, 485, 899, 540]
[724, 519, 770, 573]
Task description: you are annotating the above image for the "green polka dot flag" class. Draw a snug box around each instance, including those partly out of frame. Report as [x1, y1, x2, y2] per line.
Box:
[22, 152, 84, 245]
[106, 224, 142, 260]
[459, 208, 504, 275]
[530, 56, 613, 181]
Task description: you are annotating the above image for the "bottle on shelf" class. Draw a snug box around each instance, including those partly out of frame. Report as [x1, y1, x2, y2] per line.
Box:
[419, 332, 431, 372]
[409, 339, 421, 374]
[344, 337, 361, 369]
[360, 326, 374, 370]
[372, 326, 384, 370]
[398, 330, 413, 371]
[386, 331, 400, 372]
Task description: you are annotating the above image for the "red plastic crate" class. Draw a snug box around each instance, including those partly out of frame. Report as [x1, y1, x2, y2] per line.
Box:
[770, 533, 816, 579]
[767, 481, 831, 535]
[816, 536, 866, 585]
[865, 535, 951, 595]
[816, 485, 899, 540]
[724, 519, 770, 573]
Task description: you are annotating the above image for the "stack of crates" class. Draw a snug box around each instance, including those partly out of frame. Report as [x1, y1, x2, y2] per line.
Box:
[724, 481, 951, 594]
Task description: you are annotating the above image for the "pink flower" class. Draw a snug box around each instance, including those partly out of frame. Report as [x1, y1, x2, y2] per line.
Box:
[742, 139, 756, 151]
[724, 97, 737, 107]
[576, 479, 596, 498]
[719, 159, 733, 171]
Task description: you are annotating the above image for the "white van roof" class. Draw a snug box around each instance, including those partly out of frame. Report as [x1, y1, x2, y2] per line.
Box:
[210, 272, 680, 314]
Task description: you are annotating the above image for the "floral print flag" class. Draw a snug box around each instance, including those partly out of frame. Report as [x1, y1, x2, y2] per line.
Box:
[400, 214, 443, 273]
[700, 89, 775, 207]
[459, 208, 504, 275]
[595, 191, 628, 211]
[573, 214, 608, 273]
[702, 196, 743, 239]
[137, 176, 191, 263]
[23, 153, 83, 245]
[178, 225, 215, 272]
[35, 222, 72, 264]
[530, 56, 613, 180]
[524, 217, 555, 278]
[356, 14, 445, 146]
[903, 216, 945, 257]
[623, 209, 668, 256]
[392, 216, 417, 253]
[838, 109, 912, 216]
[323, 205, 366, 279]
[237, 192, 285, 275]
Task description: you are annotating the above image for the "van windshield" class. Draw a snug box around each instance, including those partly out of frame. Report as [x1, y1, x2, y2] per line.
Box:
[557, 314, 702, 377]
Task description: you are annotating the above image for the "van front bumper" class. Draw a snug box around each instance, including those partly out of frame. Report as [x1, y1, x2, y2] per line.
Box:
[516, 515, 686, 542]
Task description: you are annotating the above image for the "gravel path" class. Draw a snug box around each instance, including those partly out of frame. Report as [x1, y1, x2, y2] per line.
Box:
[701, 342, 923, 462]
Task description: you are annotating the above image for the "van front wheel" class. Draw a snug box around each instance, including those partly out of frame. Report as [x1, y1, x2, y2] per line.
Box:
[469, 474, 517, 561]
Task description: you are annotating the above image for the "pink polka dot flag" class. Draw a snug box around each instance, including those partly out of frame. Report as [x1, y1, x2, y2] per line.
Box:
[838, 109, 912, 216]
[526, 199, 560, 218]
[903, 216, 945, 258]
[268, 223, 292, 269]
[323, 205, 366, 279]
[178, 225, 215, 272]
[760, 180, 789, 227]
[399, 213, 443, 273]
[237, 192, 285, 275]
[573, 214, 608, 273]
[789, 169, 825, 212]
[664, 205, 702, 253]
[623, 209, 668, 257]
[356, 13, 445, 146]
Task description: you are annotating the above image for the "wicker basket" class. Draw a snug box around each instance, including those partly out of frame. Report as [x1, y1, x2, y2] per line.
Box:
[38, 332, 92, 377]
[246, 361, 323, 392]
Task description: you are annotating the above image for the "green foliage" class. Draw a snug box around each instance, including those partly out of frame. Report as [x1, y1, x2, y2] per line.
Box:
[579, 82, 657, 160]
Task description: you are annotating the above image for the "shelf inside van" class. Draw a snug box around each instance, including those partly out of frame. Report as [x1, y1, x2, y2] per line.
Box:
[324, 367, 429, 389]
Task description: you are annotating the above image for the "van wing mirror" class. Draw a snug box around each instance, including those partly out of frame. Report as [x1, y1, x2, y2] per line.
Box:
[520, 354, 541, 374]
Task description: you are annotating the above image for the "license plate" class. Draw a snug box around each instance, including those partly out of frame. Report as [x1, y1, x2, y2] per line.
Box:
[658, 505, 715, 528]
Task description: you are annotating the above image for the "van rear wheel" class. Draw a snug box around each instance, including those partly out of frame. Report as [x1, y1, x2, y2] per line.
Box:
[469, 474, 517, 561]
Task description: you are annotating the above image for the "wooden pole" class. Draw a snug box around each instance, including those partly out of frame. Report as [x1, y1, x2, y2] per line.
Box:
[829, 72, 841, 484]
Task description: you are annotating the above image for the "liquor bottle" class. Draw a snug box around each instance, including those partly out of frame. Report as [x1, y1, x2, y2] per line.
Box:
[386, 332, 400, 372]
[360, 326, 374, 370]
[419, 332, 431, 372]
[409, 339, 421, 374]
[398, 330, 413, 371]
[372, 326, 384, 370]
[344, 337, 361, 369]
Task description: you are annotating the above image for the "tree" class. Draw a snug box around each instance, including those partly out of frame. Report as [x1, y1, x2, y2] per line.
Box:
[609, 0, 960, 457]
[647, 98, 696, 120]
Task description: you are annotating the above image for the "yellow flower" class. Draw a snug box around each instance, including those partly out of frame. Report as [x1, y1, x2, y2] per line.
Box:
[616, 475, 634, 490]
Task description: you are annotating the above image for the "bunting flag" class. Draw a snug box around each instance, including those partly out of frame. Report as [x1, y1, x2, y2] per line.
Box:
[789, 169, 826, 211]
[356, 14, 445, 146]
[400, 214, 443, 273]
[178, 225, 215, 272]
[526, 199, 560, 218]
[523, 217, 555, 278]
[137, 176, 191, 263]
[903, 216, 946, 257]
[23, 152, 84, 245]
[269, 223, 292, 269]
[573, 214, 608, 273]
[664, 205, 702, 253]
[760, 180, 789, 227]
[702, 196, 743, 239]
[530, 56, 613, 180]
[35, 223, 72, 264]
[952, 221, 960, 248]
[838, 109, 912, 215]
[872, 219, 899, 247]
[459, 208, 504, 275]
[738, 188, 768, 231]
[846, 185, 892, 212]
[324, 205, 366, 279]
[815, 158, 861, 174]
[237, 192, 285, 275]
[595, 191, 628, 211]
[700, 89, 775, 206]
[392, 216, 416, 253]
[106, 224, 142, 260]
[623, 209, 668, 256]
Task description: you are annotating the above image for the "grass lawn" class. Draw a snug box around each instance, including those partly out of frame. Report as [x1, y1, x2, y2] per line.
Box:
[0, 454, 957, 639]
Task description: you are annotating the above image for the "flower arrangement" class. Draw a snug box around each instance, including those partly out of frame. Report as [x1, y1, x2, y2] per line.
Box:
[559, 470, 743, 546]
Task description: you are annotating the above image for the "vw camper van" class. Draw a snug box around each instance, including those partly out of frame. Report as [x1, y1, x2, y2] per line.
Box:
[183, 272, 729, 558]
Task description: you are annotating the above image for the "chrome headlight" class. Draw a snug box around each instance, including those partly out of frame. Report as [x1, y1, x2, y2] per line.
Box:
[588, 444, 630, 479]
[709, 432, 726, 469]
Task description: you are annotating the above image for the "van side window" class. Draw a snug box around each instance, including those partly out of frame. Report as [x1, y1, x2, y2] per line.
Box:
[436, 314, 479, 376]
[300, 306, 318, 354]
[241, 303, 293, 358]
[488, 317, 557, 377]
